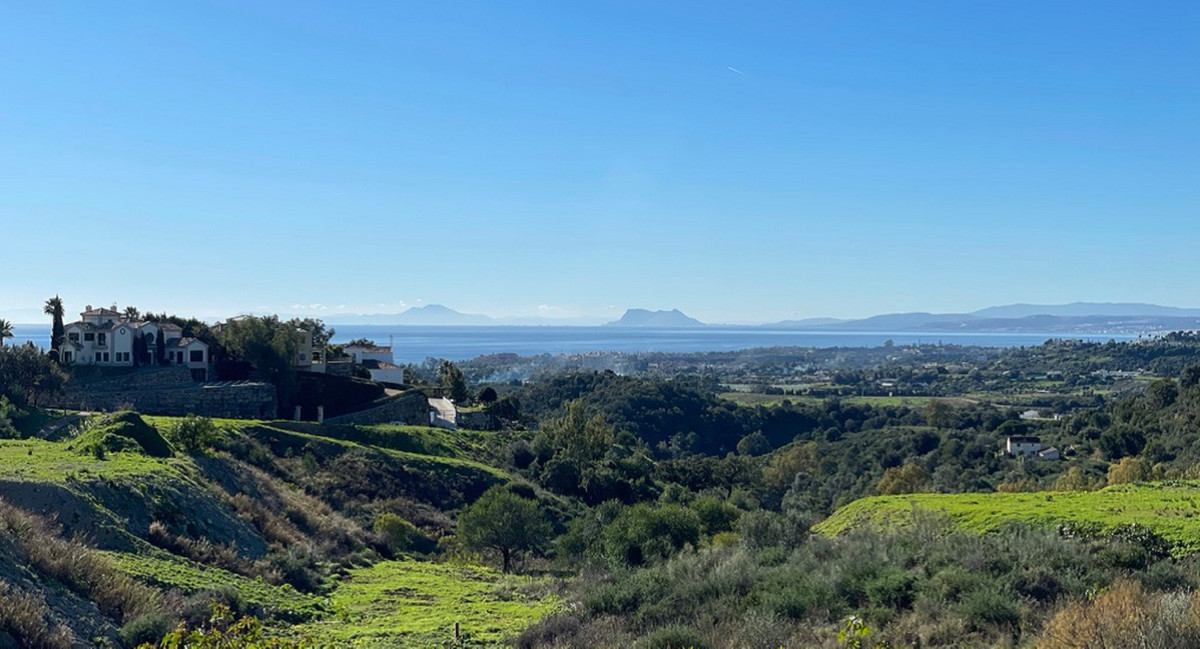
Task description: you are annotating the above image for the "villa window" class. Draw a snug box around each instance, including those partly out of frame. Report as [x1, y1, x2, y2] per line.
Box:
[190, 350, 204, 363]
[95, 352, 102, 362]
[312, 351, 322, 363]
[299, 353, 307, 362]
[98, 333, 107, 346]
[84, 333, 95, 342]
[68, 332, 79, 343]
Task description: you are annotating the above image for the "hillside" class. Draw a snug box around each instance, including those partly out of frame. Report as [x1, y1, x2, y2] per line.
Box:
[0, 410, 558, 647]
[815, 482, 1200, 555]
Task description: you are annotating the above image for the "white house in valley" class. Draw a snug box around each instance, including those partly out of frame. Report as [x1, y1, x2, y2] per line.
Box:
[61, 306, 211, 380]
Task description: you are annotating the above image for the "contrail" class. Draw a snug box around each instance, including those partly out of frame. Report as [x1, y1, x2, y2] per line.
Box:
[726, 66, 746, 76]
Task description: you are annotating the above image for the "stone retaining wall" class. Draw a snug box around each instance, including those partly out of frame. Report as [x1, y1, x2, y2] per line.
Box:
[324, 391, 428, 425]
[47, 370, 277, 419]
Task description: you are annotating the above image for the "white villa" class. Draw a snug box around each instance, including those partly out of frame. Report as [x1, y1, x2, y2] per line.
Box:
[1004, 435, 1061, 461]
[62, 306, 211, 380]
[343, 344, 393, 365]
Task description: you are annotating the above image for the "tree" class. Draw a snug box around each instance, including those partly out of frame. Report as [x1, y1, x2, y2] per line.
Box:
[875, 463, 932, 495]
[736, 430, 771, 456]
[923, 400, 956, 428]
[457, 486, 550, 573]
[601, 503, 702, 566]
[477, 386, 498, 404]
[217, 316, 303, 416]
[1054, 466, 1098, 492]
[0, 319, 11, 348]
[0, 343, 67, 407]
[123, 305, 140, 321]
[1182, 364, 1200, 390]
[764, 442, 819, 489]
[1107, 456, 1152, 485]
[44, 296, 65, 352]
[155, 328, 165, 365]
[345, 338, 374, 348]
[286, 317, 334, 347]
[439, 360, 469, 404]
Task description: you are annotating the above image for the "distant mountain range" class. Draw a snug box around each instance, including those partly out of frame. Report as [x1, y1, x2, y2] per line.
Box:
[761, 302, 1200, 334]
[970, 302, 1200, 319]
[605, 309, 705, 328]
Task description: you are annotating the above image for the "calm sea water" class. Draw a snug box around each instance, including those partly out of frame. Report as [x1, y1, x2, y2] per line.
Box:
[7, 324, 1136, 364]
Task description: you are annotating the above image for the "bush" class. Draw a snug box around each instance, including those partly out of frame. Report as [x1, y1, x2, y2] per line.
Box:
[601, 504, 701, 566]
[166, 415, 220, 454]
[0, 580, 74, 649]
[960, 589, 1020, 630]
[864, 568, 915, 610]
[373, 513, 418, 553]
[634, 625, 707, 649]
[119, 612, 174, 647]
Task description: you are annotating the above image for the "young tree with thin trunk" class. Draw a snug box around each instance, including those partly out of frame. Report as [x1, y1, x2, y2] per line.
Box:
[457, 486, 550, 573]
[0, 320, 12, 348]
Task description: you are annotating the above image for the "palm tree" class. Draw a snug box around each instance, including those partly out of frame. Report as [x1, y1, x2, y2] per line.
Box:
[44, 295, 64, 350]
[0, 319, 13, 348]
[123, 306, 140, 321]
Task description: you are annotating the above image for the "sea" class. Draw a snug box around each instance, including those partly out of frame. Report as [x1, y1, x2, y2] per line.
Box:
[7, 324, 1139, 364]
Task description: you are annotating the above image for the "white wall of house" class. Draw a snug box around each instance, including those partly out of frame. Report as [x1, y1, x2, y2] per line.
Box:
[368, 368, 406, 384]
[1006, 437, 1044, 457]
[345, 346, 394, 365]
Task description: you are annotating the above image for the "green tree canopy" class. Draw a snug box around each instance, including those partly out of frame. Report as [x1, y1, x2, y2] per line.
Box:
[439, 360, 469, 404]
[217, 316, 304, 416]
[457, 486, 550, 573]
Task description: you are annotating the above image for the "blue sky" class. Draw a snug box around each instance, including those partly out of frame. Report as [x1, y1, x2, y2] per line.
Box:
[1, 1, 1197, 324]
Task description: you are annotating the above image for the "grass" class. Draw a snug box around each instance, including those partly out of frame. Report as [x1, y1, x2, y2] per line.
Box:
[292, 559, 558, 647]
[104, 550, 324, 622]
[0, 438, 185, 482]
[815, 481, 1200, 555]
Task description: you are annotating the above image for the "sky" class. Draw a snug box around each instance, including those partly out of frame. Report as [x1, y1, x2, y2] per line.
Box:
[0, 1, 1197, 324]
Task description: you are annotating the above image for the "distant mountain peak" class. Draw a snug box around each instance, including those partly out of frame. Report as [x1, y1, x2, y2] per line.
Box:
[394, 304, 493, 326]
[605, 308, 705, 328]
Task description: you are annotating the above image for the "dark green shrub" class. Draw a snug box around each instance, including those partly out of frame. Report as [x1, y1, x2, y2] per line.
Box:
[166, 414, 220, 453]
[602, 504, 701, 566]
[634, 625, 707, 649]
[1009, 566, 1063, 603]
[691, 497, 739, 536]
[119, 612, 174, 647]
[865, 568, 915, 609]
[764, 582, 815, 620]
[960, 589, 1020, 630]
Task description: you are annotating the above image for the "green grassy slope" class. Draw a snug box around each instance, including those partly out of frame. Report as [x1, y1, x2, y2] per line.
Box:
[104, 550, 324, 622]
[0, 410, 550, 645]
[815, 482, 1200, 554]
[293, 559, 558, 647]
